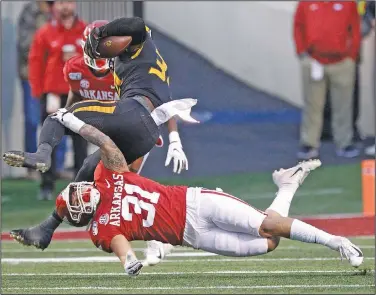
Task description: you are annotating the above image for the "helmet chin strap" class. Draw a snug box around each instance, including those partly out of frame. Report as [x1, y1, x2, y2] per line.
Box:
[90, 188, 101, 211]
[83, 51, 109, 72]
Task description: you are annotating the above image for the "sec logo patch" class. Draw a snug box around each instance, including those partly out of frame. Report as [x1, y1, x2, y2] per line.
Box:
[69, 72, 82, 80]
[80, 79, 90, 89]
[99, 214, 109, 225]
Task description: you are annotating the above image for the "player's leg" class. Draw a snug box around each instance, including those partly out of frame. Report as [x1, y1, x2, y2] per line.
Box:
[2, 110, 67, 172]
[188, 160, 322, 255]
[2, 99, 110, 172]
[258, 160, 363, 267]
[259, 214, 363, 267]
[10, 149, 103, 249]
[194, 228, 269, 257]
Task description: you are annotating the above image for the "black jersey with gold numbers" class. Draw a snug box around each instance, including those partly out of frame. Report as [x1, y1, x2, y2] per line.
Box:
[112, 27, 172, 107]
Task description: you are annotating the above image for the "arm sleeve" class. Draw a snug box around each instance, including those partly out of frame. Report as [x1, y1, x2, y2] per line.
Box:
[28, 29, 46, 98]
[293, 2, 307, 55]
[349, 2, 361, 60]
[100, 17, 146, 45]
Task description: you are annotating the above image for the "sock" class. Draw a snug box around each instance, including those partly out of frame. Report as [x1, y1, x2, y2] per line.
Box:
[38, 117, 65, 153]
[39, 210, 63, 231]
[290, 219, 340, 251]
[267, 184, 299, 217]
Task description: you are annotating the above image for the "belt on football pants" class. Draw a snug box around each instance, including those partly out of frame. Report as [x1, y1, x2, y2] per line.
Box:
[130, 95, 154, 113]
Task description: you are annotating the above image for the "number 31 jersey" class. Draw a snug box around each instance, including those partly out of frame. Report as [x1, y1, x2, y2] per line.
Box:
[89, 161, 187, 253]
[112, 27, 172, 108]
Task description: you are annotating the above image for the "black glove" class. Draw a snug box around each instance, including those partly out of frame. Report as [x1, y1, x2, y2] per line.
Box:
[84, 27, 102, 59]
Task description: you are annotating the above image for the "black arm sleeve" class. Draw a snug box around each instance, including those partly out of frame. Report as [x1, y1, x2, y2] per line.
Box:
[100, 17, 146, 45]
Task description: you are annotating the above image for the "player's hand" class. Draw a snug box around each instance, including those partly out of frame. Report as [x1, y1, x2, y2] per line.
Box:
[51, 108, 85, 134]
[50, 108, 68, 123]
[125, 259, 143, 277]
[165, 132, 188, 174]
[84, 27, 102, 59]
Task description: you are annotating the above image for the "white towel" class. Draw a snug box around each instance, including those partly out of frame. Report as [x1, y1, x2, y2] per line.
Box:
[151, 98, 200, 126]
[310, 59, 324, 81]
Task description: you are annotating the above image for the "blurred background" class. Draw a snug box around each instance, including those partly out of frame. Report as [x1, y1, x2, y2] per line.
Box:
[1, 1, 375, 233]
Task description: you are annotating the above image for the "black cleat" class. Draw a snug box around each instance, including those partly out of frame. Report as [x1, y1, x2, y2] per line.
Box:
[10, 227, 54, 250]
[3, 150, 51, 173]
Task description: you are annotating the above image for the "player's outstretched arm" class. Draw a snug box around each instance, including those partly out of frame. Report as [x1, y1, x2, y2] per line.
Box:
[110, 234, 143, 277]
[51, 108, 129, 173]
[165, 117, 188, 174]
[84, 17, 146, 59]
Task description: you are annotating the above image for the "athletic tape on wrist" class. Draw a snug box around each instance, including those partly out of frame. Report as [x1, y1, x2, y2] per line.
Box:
[169, 131, 181, 143]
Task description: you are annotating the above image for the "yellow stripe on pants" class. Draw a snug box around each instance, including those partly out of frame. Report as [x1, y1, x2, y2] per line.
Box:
[72, 105, 116, 114]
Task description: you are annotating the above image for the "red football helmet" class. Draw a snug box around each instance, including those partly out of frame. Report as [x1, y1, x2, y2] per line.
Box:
[56, 182, 100, 227]
[82, 20, 110, 71]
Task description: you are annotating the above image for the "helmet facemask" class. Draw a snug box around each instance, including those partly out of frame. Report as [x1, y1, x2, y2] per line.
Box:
[60, 182, 100, 225]
[82, 20, 110, 72]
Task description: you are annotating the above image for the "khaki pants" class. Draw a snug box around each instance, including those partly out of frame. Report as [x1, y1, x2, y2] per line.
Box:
[300, 57, 356, 149]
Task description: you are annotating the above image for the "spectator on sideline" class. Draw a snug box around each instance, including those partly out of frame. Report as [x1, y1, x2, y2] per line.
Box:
[294, 1, 361, 160]
[322, 0, 375, 143]
[28, 0, 87, 200]
[364, 0, 375, 156]
[17, 1, 53, 180]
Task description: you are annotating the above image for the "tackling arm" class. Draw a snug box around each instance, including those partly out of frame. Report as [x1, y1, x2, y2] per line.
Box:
[110, 234, 143, 277]
[51, 109, 129, 173]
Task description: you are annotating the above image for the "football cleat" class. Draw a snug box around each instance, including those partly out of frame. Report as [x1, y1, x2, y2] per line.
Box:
[10, 226, 54, 250]
[338, 237, 364, 268]
[143, 240, 174, 266]
[3, 151, 51, 173]
[272, 159, 322, 188]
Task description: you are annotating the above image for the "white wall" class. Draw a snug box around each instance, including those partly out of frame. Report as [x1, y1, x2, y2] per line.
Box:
[145, 1, 375, 136]
[1, 1, 28, 178]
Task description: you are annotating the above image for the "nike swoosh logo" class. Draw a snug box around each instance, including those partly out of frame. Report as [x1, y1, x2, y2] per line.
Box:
[291, 167, 303, 177]
[105, 179, 111, 188]
[352, 246, 363, 257]
[156, 249, 162, 259]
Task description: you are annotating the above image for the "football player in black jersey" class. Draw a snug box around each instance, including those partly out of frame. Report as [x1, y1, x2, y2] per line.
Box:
[4, 17, 198, 254]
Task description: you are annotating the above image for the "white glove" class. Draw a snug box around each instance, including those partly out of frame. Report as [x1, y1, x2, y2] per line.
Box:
[165, 131, 188, 174]
[124, 252, 143, 277]
[51, 108, 85, 134]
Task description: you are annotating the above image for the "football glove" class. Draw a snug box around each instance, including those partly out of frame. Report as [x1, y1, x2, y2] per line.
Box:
[51, 108, 85, 134]
[165, 131, 188, 174]
[84, 27, 102, 59]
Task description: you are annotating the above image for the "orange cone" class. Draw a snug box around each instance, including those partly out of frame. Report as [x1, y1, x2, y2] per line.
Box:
[361, 160, 375, 216]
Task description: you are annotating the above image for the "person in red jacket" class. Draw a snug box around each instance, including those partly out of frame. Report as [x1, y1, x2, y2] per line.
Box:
[28, 0, 88, 200]
[294, 1, 361, 160]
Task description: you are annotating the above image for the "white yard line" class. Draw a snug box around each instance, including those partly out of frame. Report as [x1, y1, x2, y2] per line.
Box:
[247, 188, 344, 200]
[2, 245, 374, 253]
[2, 255, 374, 264]
[1, 247, 194, 253]
[2, 235, 372, 244]
[4, 270, 374, 276]
[3, 285, 374, 291]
